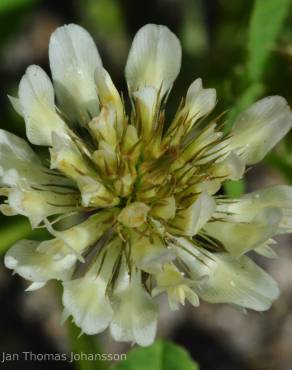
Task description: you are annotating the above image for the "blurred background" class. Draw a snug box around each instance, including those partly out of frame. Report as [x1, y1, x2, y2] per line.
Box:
[0, 0, 292, 369]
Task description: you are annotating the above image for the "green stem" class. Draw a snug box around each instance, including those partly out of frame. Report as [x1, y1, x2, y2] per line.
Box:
[66, 321, 109, 370]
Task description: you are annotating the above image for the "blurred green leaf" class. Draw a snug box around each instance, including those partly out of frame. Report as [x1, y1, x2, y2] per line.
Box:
[224, 179, 246, 198]
[247, 0, 291, 82]
[0, 217, 48, 254]
[112, 340, 199, 370]
[82, 0, 125, 36]
[266, 152, 292, 182]
[67, 321, 108, 370]
[0, 0, 36, 14]
[181, 0, 207, 57]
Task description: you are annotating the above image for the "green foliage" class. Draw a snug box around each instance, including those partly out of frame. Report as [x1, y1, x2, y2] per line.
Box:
[247, 0, 292, 82]
[266, 152, 292, 183]
[224, 180, 246, 198]
[224, 0, 291, 196]
[0, 0, 36, 14]
[82, 0, 125, 36]
[111, 340, 199, 370]
[0, 217, 48, 254]
[67, 321, 108, 370]
[226, 0, 291, 130]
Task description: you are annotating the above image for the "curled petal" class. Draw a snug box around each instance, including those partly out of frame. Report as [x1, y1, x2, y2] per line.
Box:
[4, 240, 76, 283]
[19, 65, 66, 145]
[95, 67, 124, 136]
[185, 78, 216, 128]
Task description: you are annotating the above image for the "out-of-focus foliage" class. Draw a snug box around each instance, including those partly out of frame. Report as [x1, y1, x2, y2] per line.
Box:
[0, 218, 49, 254]
[112, 340, 199, 370]
[248, 0, 292, 82]
[227, 0, 291, 126]
[67, 320, 108, 370]
[224, 0, 291, 196]
[0, 0, 292, 369]
[0, 0, 36, 14]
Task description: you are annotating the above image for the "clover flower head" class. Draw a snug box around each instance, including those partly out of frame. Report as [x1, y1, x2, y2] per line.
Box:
[2, 23, 292, 346]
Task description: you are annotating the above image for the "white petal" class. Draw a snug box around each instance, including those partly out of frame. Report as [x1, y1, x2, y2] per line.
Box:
[255, 242, 278, 259]
[133, 86, 158, 139]
[205, 207, 282, 257]
[62, 276, 113, 335]
[153, 263, 200, 309]
[89, 106, 118, 148]
[230, 96, 292, 165]
[49, 132, 96, 181]
[0, 130, 73, 191]
[38, 211, 114, 257]
[198, 253, 279, 311]
[49, 24, 102, 124]
[186, 180, 221, 197]
[18, 65, 67, 145]
[4, 188, 80, 228]
[177, 122, 224, 165]
[185, 78, 216, 122]
[4, 240, 76, 282]
[174, 237, 279, 311]
[184, 287, 200, 307]
[120, 125, 141, 161]
[212, 151, 245, 181]
[125, 24, 182, 97]
[0, 129, 46, 187]
[218, 185, 292, 233]
[77, 175, 120, 208]
[25, 281, 46, 291]
[110, 273, 158, 346]
[132, 235, 175, 274]
[151, 196, 176, 220]
[0, 129, 40, 163]
[170, 193, 215, 236]
[8, 95, 23, 116]
[94, 67, 124, 136]
[118, 202, 150, 228]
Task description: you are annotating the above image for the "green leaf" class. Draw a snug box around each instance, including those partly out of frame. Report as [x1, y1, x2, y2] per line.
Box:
[111, 340, 199, 370]
[67, 321, 108, 370]
[247, 0, 291, 82]
[224, 179, 246, 198]
[0, 0, 37, 14]
[0, 217, 48, 254]
[266, 152, 292, 183]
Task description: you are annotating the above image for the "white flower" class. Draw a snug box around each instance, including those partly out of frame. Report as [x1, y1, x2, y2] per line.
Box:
[2, 23, 292, 346]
